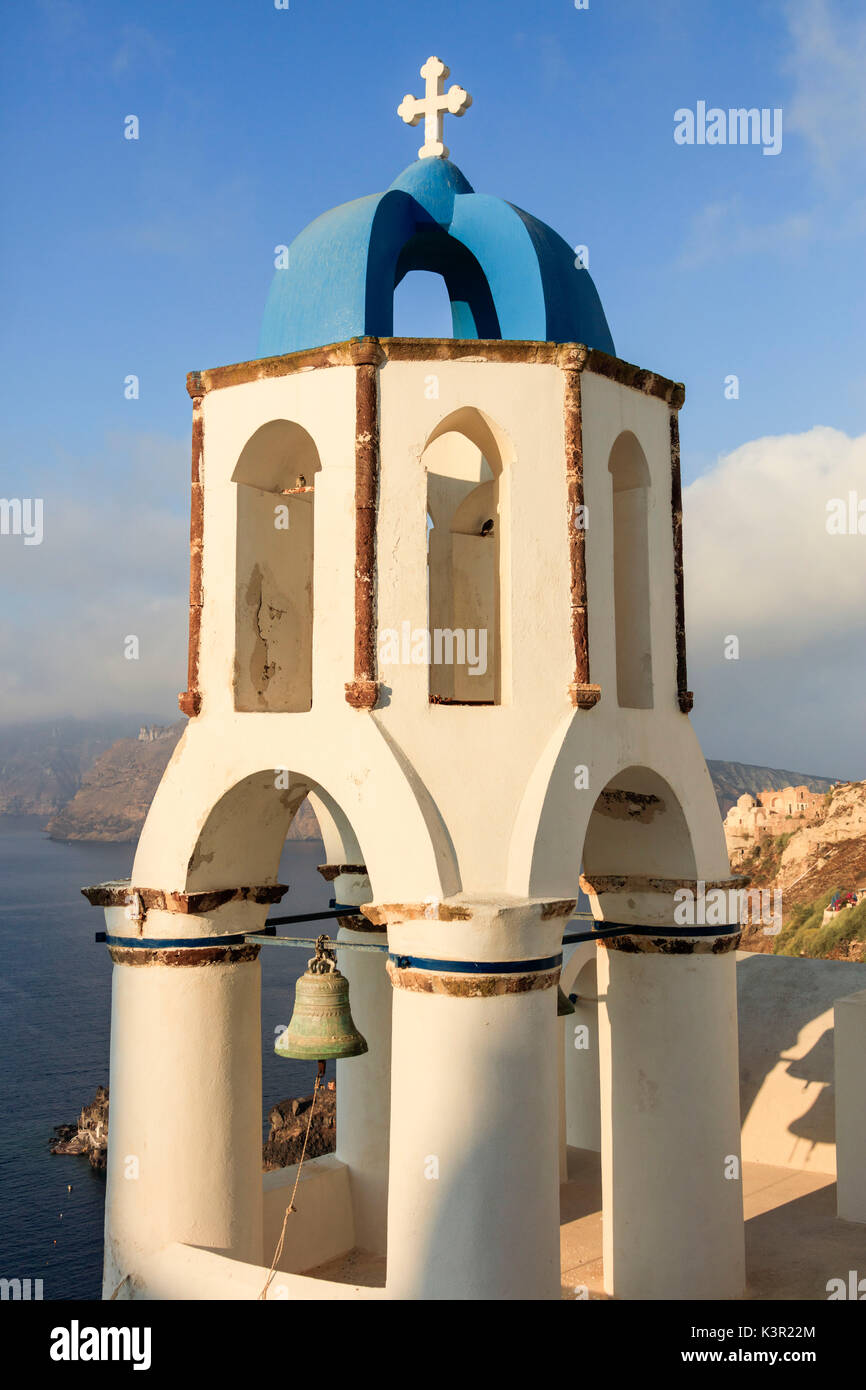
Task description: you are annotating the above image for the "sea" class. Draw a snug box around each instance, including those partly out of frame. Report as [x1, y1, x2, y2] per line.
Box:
[0, 816, 331, 1300]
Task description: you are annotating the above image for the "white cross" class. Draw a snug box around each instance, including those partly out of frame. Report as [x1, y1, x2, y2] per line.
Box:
[397, 56, 472, 160]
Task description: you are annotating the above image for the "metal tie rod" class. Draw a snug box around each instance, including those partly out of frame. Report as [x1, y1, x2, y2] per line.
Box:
[248, 917, 663, 953]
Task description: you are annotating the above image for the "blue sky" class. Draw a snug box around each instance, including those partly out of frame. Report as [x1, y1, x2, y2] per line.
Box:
[1, 0, 864, 774]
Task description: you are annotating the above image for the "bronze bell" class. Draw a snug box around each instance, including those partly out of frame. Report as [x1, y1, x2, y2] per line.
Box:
[275, 935, 368, 1062]
[557, 985, 575, 1017]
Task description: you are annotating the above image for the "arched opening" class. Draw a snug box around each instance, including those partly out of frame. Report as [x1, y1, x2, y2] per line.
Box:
[583, 765, 696, 883]
[560, 950, 601, 1159]
[423, 408, 508, 704]
[185, 767, 390, 1274]
[393, 270, 455, 338]
[391, 228, 502, 339]
[608, 432, 652, 709]
[559, 766, 697, 1177]
[232, 421, 321, 712]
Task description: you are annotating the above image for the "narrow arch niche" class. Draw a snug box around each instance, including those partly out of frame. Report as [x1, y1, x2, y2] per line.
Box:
[392, 270, 455, 339]
[390, 232, 502, 339]
[608, 432, 653, 709]
[423, 410, 506, 704]
[232, 421, 321, 712]
[582, 766, 697, 883]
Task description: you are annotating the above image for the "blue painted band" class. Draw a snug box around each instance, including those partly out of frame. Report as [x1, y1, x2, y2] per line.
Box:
[388, 952, 563, 975]
[588, 921, 742, 937]
[103, 932, 251, 950]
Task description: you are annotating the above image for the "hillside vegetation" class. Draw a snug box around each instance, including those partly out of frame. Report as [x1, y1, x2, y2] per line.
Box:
[773, 890, 866, 960]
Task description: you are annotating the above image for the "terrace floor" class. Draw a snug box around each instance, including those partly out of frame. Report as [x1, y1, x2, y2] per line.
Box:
[305, 1148, 865, 1299]
[560, 1147, 864, 1300]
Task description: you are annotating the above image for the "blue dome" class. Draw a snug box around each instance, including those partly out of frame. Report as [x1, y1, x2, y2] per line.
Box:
[259, 158, 615, 357]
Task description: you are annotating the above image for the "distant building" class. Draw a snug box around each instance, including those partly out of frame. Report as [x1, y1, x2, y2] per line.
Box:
[724, 785, 826, 864]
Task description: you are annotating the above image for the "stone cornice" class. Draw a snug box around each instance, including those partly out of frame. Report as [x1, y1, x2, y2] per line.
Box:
[186, 337, 685, 407]
[82, 881, 288, 914]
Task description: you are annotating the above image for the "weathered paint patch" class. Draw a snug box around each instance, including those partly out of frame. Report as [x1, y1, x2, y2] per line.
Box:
[596, 789, 665, 823]
[580, 873, 746, 896]
[316, 863, 367, 882]
[362, 901, 473, 926]
[601, 931, 741, 956]
[540, 898, 578, 920]
[336, 916, 385, 933]
[109, 943, 261, 968]
[364, 898, 575, 927]
[386, 960, 559, 996]
[82, 882, 287, 913]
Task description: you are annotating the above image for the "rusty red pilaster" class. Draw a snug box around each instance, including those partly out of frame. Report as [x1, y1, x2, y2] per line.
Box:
[179, 380, 205, 718]
[562, 359, 601, 710]
[669, 405, 694, 714]
[345, 339, 385, 710]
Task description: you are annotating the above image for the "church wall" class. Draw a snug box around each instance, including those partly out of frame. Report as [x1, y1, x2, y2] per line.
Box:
[580, 370, 679, 717]
[196, 368, 358, 720]
[375, 356, 575, 892]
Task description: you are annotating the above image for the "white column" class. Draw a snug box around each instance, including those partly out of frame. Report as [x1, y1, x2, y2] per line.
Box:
[597, 940, 745, 1300]
[562, 947, 601, 1153]
[382, 898, 570, 1300]
[557, 1020, 569, 1183]
[835, 988, 866, 1223]
[101, 902, 263, 1298]
[335, 920, 391, 1255]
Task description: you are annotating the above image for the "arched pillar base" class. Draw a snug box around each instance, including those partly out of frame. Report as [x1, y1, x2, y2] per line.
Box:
[85, 883, 269, 1300]
[378, 895, 573, 1300]
[597, 930, 745, 1301]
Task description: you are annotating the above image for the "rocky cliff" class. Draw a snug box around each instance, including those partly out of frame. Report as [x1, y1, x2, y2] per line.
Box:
[43, 722, 321, 842]
[735, 780, 866, 907]
[262, 1089, 337, 1170]
[729, 780, 866, 956]
[50, 1085, 336, 1172]
[49, 1086, 110, 1170]
[46, 724, 186, 841]
[0, 720, 130, 815]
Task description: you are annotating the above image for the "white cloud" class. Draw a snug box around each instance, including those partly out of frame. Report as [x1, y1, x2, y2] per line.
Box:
[677, 3, 866, 268]
[0, 431, 189, 723]
[111, 24, 172, 78]
[783, 0, 866, 183]
[677, 195, 815, 269]
[685, 425, 866, 636]
[683, 425, 866, 775]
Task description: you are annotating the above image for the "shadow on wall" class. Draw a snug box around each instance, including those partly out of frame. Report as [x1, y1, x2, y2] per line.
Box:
[559, 950, 866, 1177]
[734, 953, 866, 1172]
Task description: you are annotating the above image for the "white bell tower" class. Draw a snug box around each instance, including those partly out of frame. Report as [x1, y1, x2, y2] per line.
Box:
[86, 60, 745, 1302]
